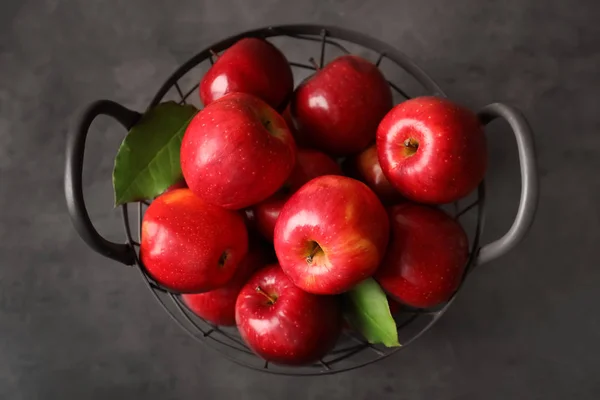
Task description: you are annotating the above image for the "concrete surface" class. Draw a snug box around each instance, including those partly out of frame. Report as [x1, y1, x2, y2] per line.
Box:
[1, 0, 599, 399]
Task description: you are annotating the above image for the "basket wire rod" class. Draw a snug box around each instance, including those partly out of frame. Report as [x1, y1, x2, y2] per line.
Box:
[375, 52, 386, 67]
[342, 331, 385, 356]
[121, 204, 136, 247]
[179, 83, 200, 106]
[319, 359, 332, 370]
[328, 344, 365, 355]
[455, 199, 480, 220]
[326, 345, 368, 365]
[289, 61, 317, 71]
[270, 30, 351, 55]
[319, 29, 327, 68]
[387, 80, 411, 100]
[174, 82, 186, 104]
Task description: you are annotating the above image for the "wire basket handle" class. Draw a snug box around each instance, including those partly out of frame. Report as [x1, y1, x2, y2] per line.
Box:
[64, 100, 141, 265]
[475, 103, 539, 265]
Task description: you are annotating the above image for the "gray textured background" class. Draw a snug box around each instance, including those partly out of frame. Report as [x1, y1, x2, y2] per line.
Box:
[1, 0, 599, 399]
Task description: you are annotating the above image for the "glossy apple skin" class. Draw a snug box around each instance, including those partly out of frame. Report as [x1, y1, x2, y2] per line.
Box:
[140, 189, 249, 293]
[235, 264, 342, 365]
[200, 38, 294, 110]
[342, 144, 404, 205]
[375, 203, 469, 309]
[376, 96, 488, 204]
[274, 175, 390, 295]
[181, 92, 297, 210]
[182, 242, 269, 326]
[290, 55, 393, 156]
[252, 149, 342, 242]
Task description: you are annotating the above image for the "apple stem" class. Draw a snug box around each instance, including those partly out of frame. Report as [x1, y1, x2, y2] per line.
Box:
[255, 286, 276, 304]
[308, 57, 320, 71]
[209, 49, 220, 60]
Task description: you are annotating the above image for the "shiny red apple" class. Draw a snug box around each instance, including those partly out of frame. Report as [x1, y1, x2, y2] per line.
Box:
[376, 96, 488, 204]
[274, 175, 390, 295]
[140, 189, 248, 293]
[182, 241, 269, 326]
[181, 92, 297, 210]
[342, 144, 404, 205]
[235, 264, 342, 365]
[290, 55, 393, 156]
[375, 203, 469, 308]
[251, 148, 342, 241]
[200, 37, 293, 110]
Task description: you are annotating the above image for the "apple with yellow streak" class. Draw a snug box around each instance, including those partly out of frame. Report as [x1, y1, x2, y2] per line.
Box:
[273, 175, 390, 295]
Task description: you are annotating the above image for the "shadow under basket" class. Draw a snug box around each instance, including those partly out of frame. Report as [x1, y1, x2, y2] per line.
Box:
[64, 24, 539, 376]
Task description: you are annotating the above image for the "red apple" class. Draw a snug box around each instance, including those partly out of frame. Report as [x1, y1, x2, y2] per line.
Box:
[251, 192, 288, 242]
[375, 203, 469, 308]
[140, 189, 248, 293]
[182, 241, 269, 326]
[235, 264, 342, 365]
[200, 38, 293, 110]
[251, 148, 342, 242]
[376, 96, 487, 204]
[342, 144, 404, 205]
[181, 92, 297, 210]
[274, 175, 390, 295]
[290, 55, 393, 156]
[286, 148, 343, 192]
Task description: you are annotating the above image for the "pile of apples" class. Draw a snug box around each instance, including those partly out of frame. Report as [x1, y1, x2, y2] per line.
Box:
[140, 37, 488, 366]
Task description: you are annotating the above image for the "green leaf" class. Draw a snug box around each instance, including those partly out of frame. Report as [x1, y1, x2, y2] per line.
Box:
[112, 101, 198, 206]
[343, 278, 401, 347]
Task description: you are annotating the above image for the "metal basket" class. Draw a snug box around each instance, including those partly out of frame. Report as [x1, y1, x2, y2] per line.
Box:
[64, 24, 539, 376]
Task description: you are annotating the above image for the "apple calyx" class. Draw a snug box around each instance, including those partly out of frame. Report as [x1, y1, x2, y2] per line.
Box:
[255, 286, 277, 305]
[402, 138, 419, 157]
[218, 251, 229, 268]
[306, 241, 324, 264]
